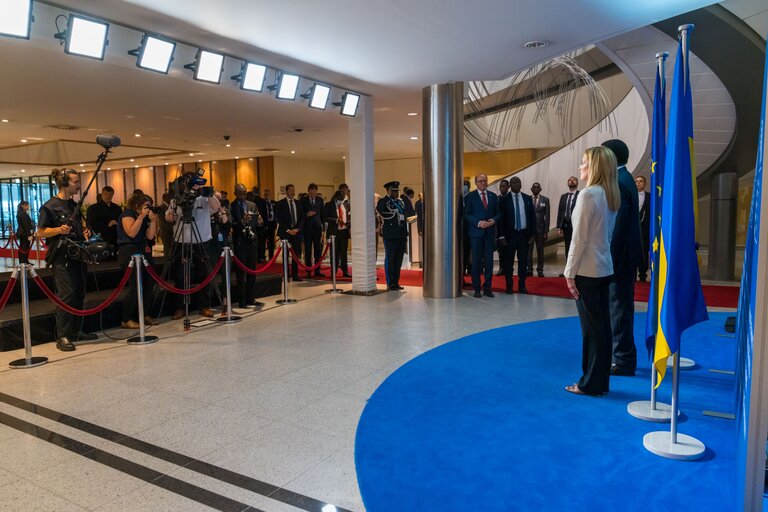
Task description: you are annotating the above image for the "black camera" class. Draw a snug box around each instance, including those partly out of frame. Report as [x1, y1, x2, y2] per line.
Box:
[46, 235, 115, 265]
[170, 168, 213, 217]
[148, 206, 163, 215]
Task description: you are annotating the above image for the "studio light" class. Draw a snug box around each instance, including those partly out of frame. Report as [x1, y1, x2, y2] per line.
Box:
[301, 83, 331, 110]
[335, 92, 361, 117]
[129, 34, 175, 74]
[184, 50, 224, 83]
[231, 62, 267, 92]
[269, 73, 300, 100]
[0, 0, 33, 39]
[55, 14, 109, 60]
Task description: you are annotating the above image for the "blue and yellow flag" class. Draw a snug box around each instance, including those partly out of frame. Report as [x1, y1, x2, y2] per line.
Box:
[645, 56, 666, 357]
[653, 40, 708, 385]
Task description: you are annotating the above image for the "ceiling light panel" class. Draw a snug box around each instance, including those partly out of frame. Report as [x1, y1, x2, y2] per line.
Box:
[195, 50, 224, 83]
[277, 73, 300, 100]
[137, 35, 175, 74]
[340, 93, 360, 117]
[0, 0, 32, 39]
[241, 62, 267, 91]
[66, 15, 109, 60]
[309, 84, 331, 110]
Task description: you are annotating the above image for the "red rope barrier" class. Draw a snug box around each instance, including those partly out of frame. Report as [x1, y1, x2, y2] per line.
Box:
[0, 276, 17, 313]
[2, 235, 13, 249]
[144, 256, 224, 295]
[232, 246, 282, 275]
[288, 243, 330, 272]
[31, 265, 134, 316]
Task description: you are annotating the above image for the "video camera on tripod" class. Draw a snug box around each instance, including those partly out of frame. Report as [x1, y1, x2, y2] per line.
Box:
[170, 168, 214, 217]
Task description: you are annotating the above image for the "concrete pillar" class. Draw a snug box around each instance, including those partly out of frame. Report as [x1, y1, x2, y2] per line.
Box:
[708, 172, 737, 281]
[422, 82, 464, 299]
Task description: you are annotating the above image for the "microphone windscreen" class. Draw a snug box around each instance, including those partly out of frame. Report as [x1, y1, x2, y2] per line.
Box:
[96, 134, 121, 148]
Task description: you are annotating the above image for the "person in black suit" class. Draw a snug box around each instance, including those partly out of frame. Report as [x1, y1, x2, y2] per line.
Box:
[401, 187, 416, 217]
[377, 181, 409, 290]
[496, 179, 510, 276]
[556, 176, 579, 277]
[15, 201, 35, 264]
[498, 176, 536, 294]
[323, 191, 351, 277]
[636, 175, 650, 282]
[462, 180, 472, 276]
[300, 183, 325, 278]
[463, 174, 500, 297]
[601, 139, 642, 376]
[86, 186, 122, 257]
[414, 193, 424, 237]
[260, 189, 277, 262]
[231, 184, 264, 308]
[527, 182, 550, 277]
[275, 184, 305, 281]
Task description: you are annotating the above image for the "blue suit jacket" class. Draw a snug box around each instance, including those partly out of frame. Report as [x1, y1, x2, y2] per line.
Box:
[463, 189, 500, 239]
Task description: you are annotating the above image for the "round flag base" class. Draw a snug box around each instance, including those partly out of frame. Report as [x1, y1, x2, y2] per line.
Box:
[9, 356, 48, 369]
[627, 400, 678, 422]
[127, 335, 159, 345]
[643, 431, 705, 460]
[667, 356, 696, 369]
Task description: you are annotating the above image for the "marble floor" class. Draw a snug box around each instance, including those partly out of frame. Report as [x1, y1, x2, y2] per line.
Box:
[0, 268, 737, 512]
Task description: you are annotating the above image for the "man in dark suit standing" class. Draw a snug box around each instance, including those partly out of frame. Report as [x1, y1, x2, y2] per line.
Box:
[323, 190, 351, 277]
[230, 183, 263, 308]
[377, 181, 409, 291]
[636, 175, 650, 282]
[260, 189, 277, 262]
[496, 179, 510, 276]
[275, 184, 304, 281]
[602, 139, 642, 376]
[463, 174, 500, 298]
[300, 183, 325, 278]
[527, 182, 550, 277]
[498, 176, 535, 294]
[556, 176, 579, 277]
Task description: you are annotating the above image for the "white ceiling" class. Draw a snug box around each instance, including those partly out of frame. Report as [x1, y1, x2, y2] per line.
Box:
[0, 0, 721, 177]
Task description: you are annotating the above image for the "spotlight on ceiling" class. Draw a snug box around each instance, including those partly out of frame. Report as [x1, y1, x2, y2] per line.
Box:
[0, 0, 33, 39]
[333, 92, 361, 117]
[301, 83, 332, 110]
[55, 14, 109, 60]
[231, 61, 267, 92]
[184, 49, 224, 83]
[129, 34, 175, 74]
[268, 73, 300, 100]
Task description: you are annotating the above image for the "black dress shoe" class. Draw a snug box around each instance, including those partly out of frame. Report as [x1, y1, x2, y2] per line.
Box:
[292, 275, 303, 282]
[77, 331, 98, 341]
[496, 269, 504, 276]
[315, 272, 326, 277]
[342, 272, 352, 278]
[484, 290, 495, 298]
[56, 337, 76, 352]
[389, 286, 400, 291]
[473, 290, 482, 298]
[518, 287, 529, 294]
[505, 288, 514, 294]
[537, 272, 544, 277]
[526, 270, 533, 277]
[558, 273, 565, 278]
[610, 365, 636, 376]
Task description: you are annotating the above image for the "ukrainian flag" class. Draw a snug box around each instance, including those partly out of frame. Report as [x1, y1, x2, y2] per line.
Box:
[645, 56, 666, 357]
[654, 40, 709, 385]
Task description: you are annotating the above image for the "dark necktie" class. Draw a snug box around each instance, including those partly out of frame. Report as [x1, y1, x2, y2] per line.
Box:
[289, 200, 296, 227]
[514, 194, 521, 229]
[566, 193, 573, 217]
[481, 191, 487, 209]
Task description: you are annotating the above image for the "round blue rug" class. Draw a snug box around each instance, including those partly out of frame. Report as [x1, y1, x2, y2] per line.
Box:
[355, 313, 735, 512]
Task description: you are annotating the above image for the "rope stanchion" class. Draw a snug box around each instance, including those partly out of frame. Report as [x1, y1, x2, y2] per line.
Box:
[287, 243, 330, 273]
[216, 247, 242, 324]
[9, 265, 48, 369]
[127, 255, 159, 345]
[0, 272, 17, 313]
[30, 263, 134, 316]
[144, 256, 224, 295]
[325, 235, 343, 295]
[232, 245, 282, 275]
[276, 239, 296, 305]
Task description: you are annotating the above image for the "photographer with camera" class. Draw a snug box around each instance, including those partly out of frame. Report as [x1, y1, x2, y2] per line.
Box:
[165, 171, 221, 319]
[118, 192, 158, 329]
[37, 168, 98, 351]
[230, 183, 263, 308]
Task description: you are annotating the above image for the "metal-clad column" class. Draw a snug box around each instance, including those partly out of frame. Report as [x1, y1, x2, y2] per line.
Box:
[708, 172, 737, 281]
[422, 82, 463, 299]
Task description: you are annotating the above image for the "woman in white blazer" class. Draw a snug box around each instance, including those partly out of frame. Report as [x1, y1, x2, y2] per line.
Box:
[564, 147, 620, 396]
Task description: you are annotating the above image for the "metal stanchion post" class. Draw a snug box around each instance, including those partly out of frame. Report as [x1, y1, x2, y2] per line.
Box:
[325, 235, 343, 294]
[35, 236, 42, 267]
[9, 265, 48, 369]
[627, 349, 676, 422]
[277, 239, 297, 305]
[217, 247, 242, 323]
[127, 255, 159, 344]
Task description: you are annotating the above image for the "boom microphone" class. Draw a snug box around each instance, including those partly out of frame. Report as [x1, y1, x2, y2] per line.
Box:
[96, 134, 121, 149]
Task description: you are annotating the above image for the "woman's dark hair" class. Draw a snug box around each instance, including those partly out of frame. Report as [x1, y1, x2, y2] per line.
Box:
[17, 201, 29, 215]
[127, 192, 150, 213]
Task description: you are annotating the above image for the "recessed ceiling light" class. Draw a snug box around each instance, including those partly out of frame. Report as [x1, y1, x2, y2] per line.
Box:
[134, 133, 141, 137]
[20, 169, 26, 173]
[1, 119, 8, 123]
[226, 143, 231, 147]
[80, 163, 85, 167]
[523, 40, 549, 49]
[249, 157, 254, 161]
[235, 156, 239, 159]
[290, 150, 295, 154]
[134, 165, 138, 168]
[20, 139, 27, 143]
[198, 159, 202, 162]
[130, 158, 134, 162]
[407, 112, 418, 116]
[164, 162, 169, 165]
[410, 136, 419, 140]
[189, 153, 194, 156]
[107, 167, 111, 170]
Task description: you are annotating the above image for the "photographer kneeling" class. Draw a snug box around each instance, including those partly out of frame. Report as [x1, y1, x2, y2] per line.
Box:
[118, 192, 158, 329]
[165, 173, 221, 319]
[37, 168, 98, 351]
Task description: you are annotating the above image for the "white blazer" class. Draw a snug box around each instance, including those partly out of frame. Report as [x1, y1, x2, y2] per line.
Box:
[563, 185, 617, 279]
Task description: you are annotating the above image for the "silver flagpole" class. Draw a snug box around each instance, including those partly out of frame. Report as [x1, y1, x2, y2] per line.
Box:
[128, 255, 159, 344]
[9, 265, 48, 369]
[643, 24, 705, 459]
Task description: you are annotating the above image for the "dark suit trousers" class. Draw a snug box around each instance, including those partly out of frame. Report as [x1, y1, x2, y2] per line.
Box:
[303, 226, 323, 274]
[504, 230, 529, 290]
[638, 227, 650, 280]
[234, 240, 258, 307]
[575, 275, 613, 394]
[18, 238, 31, 264]
[259, 223, 277, 260]
[470, 235, 495, 292]
[285, 233, 303, 278]
[609, 271, 637, 371]
[334, 230, 350, 274]
[383, 237, 406, 286]
[527, 234, 545, 273]
[52, 260, 86, 339]
[563, 225, 573, 259]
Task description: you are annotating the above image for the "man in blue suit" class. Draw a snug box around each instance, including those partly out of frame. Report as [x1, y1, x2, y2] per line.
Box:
[498, 176, 536, 294]
[464, 174, 500, 298]
[602, 139, 641, 376]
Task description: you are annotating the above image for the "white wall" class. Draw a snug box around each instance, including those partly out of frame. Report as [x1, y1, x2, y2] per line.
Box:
[273, 156, 345, 200]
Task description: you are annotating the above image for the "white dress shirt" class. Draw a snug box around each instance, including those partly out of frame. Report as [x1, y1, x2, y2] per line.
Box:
[563, 186, 617, 279]
[638, 191, 646, 211]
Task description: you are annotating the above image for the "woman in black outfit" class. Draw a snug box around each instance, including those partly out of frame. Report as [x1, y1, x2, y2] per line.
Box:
[15, 201, 35, 264]
[118, 192, 158, 329]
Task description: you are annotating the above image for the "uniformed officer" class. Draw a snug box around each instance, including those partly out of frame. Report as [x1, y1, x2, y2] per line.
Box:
[376, 181, 408, 291]
[37, 168, 98, 351]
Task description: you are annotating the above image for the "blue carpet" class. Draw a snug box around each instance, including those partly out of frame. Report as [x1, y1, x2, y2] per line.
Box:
[355, 313, 737, 512]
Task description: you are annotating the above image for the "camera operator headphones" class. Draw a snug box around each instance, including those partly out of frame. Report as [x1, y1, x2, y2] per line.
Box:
[52, 168, 75, 188]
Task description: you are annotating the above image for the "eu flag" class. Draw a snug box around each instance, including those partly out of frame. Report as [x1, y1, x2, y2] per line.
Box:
[653, 41, 708, 385]
[645, 55, 667, 357]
